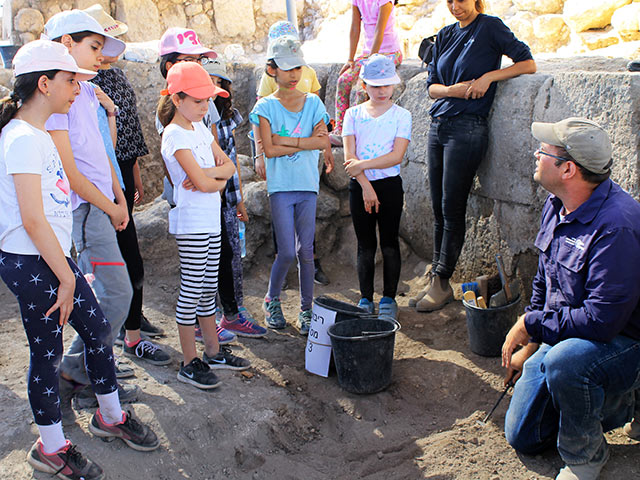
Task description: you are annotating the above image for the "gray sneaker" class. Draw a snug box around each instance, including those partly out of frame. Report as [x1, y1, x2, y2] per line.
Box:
[74, 383, 140, 409]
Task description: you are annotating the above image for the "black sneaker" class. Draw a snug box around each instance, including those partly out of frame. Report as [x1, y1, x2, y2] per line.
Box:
[140, 314, 164, 337]
[89, 409, 159, 452]
[177, 357, 221, 389]
[203, 346, 251, 371]
[314, 259, 330, 285]
[74, 383, 140, 409]
[123, 339, 172, 366]
[27, 439, 103, 480]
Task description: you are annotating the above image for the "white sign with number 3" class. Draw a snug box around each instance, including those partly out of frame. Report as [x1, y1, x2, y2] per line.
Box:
[305, 302, 337, 377]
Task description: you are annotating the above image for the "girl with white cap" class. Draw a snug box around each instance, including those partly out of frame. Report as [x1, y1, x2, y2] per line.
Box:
[342, 54, 411, 320]
[0, 39, 158, 480]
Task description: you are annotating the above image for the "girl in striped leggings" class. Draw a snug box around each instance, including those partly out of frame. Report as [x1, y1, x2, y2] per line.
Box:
[158, 61, 250, 390]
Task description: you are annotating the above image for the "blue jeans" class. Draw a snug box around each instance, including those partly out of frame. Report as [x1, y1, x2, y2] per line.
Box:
[505, 336, 640, 465]
[428, 114, 488, 279]
[267, 191, 316, 310]
[61, 203, 133, 384]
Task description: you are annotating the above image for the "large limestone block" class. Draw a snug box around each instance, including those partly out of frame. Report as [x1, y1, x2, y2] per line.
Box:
[579, 28, 620, 50]
[513, 0, 563, 14]
[563, 0, 631, 33]
[260, 0, 306, 16]
[160, 4, 187, 31]
[213, 0, 255, 37]
[317, 186, 340, 219]
[611, 3, 640, 41]
[14, 8, 43, 33]
[533, 15, 570, 51]
[189, 13, 216, 46]
[243, 181, 270, 220]
[115, 0, 163, 42]
[506, 12, 536, 51]
[486, 0, 515, 17]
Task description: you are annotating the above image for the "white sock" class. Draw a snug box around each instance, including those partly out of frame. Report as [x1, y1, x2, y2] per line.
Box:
[95, 390, 124, 425]
[38, 422, 67, 454]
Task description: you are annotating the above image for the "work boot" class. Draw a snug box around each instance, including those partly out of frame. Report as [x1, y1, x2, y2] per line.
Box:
[627, 59, 640, 72]
[59, 377, 84, 426]
[555, 443, 609, 480]
[416, 275, 453, 312]
[409, 271, 435, 307]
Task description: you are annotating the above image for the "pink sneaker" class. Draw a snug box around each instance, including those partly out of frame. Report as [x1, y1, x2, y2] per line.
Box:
[27, 439, 103, 480]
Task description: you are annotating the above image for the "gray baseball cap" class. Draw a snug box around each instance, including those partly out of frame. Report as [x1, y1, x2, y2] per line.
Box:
[531, 117, 612, 174]
[269, 35, 306, 71]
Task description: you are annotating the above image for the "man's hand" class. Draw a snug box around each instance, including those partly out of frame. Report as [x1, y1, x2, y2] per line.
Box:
[504, 342, 539, 386]
[502, 314, 530, 369]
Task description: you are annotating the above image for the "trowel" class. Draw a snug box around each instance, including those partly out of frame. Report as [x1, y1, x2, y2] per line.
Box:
[489, 254, 519, 307]
[477, 380, 514, 426]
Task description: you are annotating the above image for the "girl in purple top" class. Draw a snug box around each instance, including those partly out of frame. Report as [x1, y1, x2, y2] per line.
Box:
[44, 9, 141, 416]
[331, 0, 403, 144]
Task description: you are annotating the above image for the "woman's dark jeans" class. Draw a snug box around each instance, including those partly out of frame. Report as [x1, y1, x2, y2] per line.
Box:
[428, 114, 488, 279]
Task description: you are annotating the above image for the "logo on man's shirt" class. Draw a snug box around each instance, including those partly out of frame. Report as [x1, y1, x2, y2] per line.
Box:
[565, 237, 585, 251]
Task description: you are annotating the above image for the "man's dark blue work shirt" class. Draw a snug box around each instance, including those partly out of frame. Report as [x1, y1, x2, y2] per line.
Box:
[525, 179, 640, 345]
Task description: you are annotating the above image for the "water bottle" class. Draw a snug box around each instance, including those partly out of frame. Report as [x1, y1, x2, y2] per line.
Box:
[238, 221, 246, 258]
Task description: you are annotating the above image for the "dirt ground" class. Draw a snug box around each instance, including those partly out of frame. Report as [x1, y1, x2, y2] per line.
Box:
[0, 233, 639, 479]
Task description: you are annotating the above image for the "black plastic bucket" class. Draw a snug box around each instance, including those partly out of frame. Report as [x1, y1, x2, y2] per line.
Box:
[0, 45, 20, 69]
[463, 295, 521, 357]
[328, 317, 400, 394]
[305, 296, 369, 377]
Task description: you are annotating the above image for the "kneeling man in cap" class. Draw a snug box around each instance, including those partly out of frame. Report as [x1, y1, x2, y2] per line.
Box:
[502, 118, 640, 480]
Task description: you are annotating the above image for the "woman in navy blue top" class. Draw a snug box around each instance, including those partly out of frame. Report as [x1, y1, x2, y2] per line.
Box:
[413, 0, 536, 312]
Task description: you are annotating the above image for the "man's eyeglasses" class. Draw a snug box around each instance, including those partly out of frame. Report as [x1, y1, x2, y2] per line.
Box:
[535, 148, 571, 163]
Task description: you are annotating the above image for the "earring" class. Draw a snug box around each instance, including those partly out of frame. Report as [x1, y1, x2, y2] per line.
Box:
[46, 92, 50, 96]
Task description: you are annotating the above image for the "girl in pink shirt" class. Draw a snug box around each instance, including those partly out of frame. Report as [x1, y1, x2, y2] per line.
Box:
[331, 0, 403, 144]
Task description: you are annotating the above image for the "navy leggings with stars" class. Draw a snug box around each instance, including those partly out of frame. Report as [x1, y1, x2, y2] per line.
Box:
[0, 251, 117, 426]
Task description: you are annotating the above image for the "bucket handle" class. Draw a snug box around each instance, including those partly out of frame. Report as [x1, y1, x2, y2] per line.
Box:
[337, 319, 401, 340]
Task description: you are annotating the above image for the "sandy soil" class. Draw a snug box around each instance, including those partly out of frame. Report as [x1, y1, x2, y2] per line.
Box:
[0, 241, 639, 480]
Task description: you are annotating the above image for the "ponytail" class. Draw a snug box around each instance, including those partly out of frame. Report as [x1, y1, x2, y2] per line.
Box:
[157, 92, 186, 128]
[0, 70, 57, 133]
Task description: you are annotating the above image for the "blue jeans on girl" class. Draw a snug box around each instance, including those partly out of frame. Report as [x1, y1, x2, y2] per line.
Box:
[505, 336, 640, 465]
[0, 252, 118, 425]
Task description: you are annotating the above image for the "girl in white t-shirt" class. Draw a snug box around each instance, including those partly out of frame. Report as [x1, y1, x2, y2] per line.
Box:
[157, 61, 250, 390]
[0, 40, 158, 479]
[342, 54, 411, 321]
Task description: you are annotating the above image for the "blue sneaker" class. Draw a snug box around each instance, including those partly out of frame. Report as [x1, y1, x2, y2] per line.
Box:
[263, 297, 286, 329]
[378, 297, 398, 320]
[238, 306, 257, 324]
[217, 324, 237, 345]
[357, 298, 375, 314]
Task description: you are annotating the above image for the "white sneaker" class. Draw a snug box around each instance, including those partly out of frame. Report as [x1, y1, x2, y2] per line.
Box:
[556, 445, 609, 480]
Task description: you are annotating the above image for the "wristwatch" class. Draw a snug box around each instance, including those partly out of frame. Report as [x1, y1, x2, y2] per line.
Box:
[107, 105, 120, 117]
